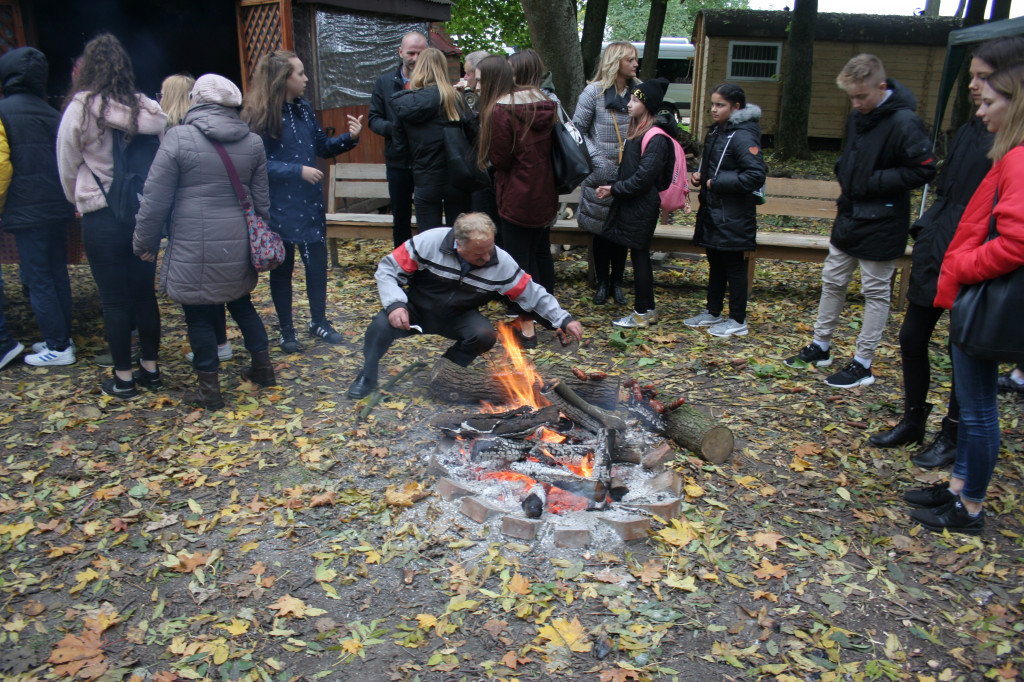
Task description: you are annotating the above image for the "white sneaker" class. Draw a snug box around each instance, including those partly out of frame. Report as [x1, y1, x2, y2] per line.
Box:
[186, 344, 233, 363]
[32, 340, 76, 354]
[684, 310, 724, 328]
[707, 319, 749, 337]
[1, 341, 24, 370]
[24, 345, 76, 366]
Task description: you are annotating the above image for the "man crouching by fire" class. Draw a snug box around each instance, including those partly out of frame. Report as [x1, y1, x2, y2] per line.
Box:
[347, 213, 584, 399]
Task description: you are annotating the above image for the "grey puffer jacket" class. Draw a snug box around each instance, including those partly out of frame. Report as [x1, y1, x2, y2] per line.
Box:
[573, 80, 638, 234]
[133, 103, 270, 305]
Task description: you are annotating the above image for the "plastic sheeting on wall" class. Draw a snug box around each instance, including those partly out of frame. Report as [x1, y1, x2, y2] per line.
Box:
[316, 10, 427, 108]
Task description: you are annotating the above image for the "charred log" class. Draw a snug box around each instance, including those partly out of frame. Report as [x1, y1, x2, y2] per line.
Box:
[429, 357, 619, 407]
[540, 378, 627, 433]
[430, 405, 561, 439]
[522, 483, 547, 518]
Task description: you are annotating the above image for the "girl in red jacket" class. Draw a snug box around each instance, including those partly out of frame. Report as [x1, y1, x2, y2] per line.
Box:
[905, 63, 1024, 535]
[476, 55, 558, 348]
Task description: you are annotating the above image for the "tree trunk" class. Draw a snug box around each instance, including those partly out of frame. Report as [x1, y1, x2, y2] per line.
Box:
[951, 0, 988, 129]
[639, 0, 669, 82]
[521, 0, 587, 115]
[776, 0, 817, 160]
[661, 404, 734, 464]
[922, 0, 941, 16]
[991, 0, 1012, 20]
[580, 0, 610, 82]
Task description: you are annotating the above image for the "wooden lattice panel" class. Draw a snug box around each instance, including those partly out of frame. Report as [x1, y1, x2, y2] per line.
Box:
[236, 0, 293, 91]
[0, 0, 26, 54]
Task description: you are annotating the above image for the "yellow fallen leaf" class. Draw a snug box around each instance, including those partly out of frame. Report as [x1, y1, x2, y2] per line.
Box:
[508, 573, 531, 596]
[188, 499, 203, 514]
[268, 594, 308, 618]
[416, 614, 438, 630]
[536, 617, 591, 652]
[752, 531, 785, 551]
[341, 638, 363, 655]
[384, 480, 429, 507]
[664, 573, 697, 592]
[219, 619, 250, 636]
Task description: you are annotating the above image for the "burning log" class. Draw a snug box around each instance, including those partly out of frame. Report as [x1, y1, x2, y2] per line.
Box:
[429, 357, 619, 407]
[430, 405, 562, 439]
[509, 461, 607, 501]
[661, 404, 733, 464]
[540, 378, 627, 433]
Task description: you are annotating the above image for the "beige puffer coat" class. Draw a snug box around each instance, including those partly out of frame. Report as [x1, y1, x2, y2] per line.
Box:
[133, 103, 270, 305]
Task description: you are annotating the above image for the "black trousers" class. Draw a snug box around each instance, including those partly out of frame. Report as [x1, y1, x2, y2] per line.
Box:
[182, 295, 268, 372]
[593, 233, 627, 285]
[360, 302, 496, 379]
[81, 207, 160, 371]
[414, 184, 470, 231]
[899, 301, 959, 418]
[387, 166, 415, 247]
[706, 248, 749, 323]
[269, 239, 328, 331]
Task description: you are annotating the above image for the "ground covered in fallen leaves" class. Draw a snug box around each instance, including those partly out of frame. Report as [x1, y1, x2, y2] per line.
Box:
[1, 153, 1022, 682]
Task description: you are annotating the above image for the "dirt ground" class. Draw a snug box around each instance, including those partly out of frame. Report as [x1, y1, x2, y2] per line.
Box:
[0, 217, 1022, 681]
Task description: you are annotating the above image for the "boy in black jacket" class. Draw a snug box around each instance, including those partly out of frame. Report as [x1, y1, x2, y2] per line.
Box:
[786, 54, 936, 388]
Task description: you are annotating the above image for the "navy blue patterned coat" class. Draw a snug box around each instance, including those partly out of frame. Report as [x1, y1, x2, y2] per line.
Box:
[261, 97, 357, 244]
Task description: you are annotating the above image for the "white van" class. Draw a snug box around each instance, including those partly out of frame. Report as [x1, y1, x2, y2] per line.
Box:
[605, 37, 695, 121]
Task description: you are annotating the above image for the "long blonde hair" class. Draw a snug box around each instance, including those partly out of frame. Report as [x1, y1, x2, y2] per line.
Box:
[987, 64, 1024, 161]
[410, 47, 463, 122]
[241, 50, 297, 139]
[594, 42, 638, 92]
[160, 73, 194, 130]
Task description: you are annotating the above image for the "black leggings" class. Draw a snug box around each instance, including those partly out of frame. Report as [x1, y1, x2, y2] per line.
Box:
[706, 248, 748, 323]
[82, 208, 160, 371]
[899, 301, 959, 418]
[269, 239, 328, 330]
[593, 233, 627, 285]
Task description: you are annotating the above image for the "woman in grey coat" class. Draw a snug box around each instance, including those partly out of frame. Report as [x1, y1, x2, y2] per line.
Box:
[134, 74, 274, 409]
[573, 42, 640, 306]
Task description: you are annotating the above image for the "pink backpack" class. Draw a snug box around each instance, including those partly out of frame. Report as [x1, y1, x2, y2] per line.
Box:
[641, 127, 690, 213]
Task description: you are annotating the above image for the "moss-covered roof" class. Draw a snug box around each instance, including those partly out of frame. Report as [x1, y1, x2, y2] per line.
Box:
[698, 9, 961, 45]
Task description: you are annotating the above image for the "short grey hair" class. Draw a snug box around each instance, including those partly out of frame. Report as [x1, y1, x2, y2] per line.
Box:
[464, 50, 492, 73]
[453, 212, 496, 242]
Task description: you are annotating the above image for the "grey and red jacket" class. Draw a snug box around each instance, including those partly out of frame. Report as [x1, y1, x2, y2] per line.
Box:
[376, 226, 574, 330]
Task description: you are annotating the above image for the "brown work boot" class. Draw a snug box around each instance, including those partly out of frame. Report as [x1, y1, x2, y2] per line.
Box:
[241, 349, 276, 387]
[193, 370, 224, 410]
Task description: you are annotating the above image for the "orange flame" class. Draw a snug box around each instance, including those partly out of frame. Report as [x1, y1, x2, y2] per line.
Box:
[483, 322, 550, 410]
[481, 471, 535, 487]
[564, 452, 595, 478]
[547, 486, 589, 514]
[533, 427, 566, 444]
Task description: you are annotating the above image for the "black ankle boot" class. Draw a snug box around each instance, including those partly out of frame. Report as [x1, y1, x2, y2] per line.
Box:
[594, 282, 609, 305]
[612, 281, 627, 306]
[869, 403, 932, 447]
[912, 417, 958, 469]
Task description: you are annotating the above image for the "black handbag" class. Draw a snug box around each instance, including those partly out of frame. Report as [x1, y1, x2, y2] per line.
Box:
[949, 190, 1024, 362]
[443, 121, 490, 193]
[551, 103, 593, 194]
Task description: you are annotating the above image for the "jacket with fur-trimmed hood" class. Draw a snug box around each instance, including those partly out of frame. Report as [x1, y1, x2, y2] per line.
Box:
[693, 103, 767, 251]
[56, 91, 167, 214]
[133, 103, 270, 305]
[487, 90, 558, 228]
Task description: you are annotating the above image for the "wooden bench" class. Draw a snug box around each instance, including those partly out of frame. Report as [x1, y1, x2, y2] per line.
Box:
[325, 165, 912, 308]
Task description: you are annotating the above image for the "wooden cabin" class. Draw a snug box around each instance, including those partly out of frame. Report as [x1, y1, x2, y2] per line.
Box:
[690, 10, 962, 145]
[0, 0, 454, 165]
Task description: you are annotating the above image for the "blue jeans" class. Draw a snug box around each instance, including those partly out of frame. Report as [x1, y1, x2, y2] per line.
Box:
[81, 208, 160, 371]
[13, 224, 73, 351]
[269, 239, 328, 330]
[952, 344, 1001, 503]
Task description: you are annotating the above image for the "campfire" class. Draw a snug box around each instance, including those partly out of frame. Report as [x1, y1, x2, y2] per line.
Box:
[425, 324, 734, 547]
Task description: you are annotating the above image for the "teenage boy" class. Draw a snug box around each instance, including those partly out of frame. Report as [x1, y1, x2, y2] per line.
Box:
[785, 54, 935, 388]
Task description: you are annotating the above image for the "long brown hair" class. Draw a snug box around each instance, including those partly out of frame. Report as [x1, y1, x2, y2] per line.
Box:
[626, 96, 656, 140]
[509, 49, 545, 88]
[410, 47, 463, 122]
[241, 50, 297, 139]
[987, 64, 1024, 161]
[65, 33, 140, 138]
[475, 56, 515, 169]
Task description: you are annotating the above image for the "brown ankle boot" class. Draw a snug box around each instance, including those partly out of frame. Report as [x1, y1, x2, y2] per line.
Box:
[195, 370, 224, 409]
[241, 349, 275, 387]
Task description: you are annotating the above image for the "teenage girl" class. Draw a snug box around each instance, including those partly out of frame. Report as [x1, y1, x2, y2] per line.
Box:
[595, 78, 677, 329]
[686, 82, 766, 338]
[476, 55, 558, 348]
[241, 50, 362, 353]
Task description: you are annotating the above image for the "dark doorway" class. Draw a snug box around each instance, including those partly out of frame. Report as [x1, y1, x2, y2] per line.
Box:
[25, 0, 240, 106]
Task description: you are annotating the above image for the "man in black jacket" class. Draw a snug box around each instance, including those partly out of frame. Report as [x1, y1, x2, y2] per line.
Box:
[0, 47, 77, 367]
[786, 54, 935, 389]
[369, 31, 426, 247]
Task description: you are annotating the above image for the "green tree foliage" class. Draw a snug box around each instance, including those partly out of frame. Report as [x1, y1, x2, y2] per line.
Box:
[446, 0, 534, 54]
[604, 0, 750, 42]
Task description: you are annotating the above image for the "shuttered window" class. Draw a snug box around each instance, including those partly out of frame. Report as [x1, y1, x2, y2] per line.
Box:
[727, 41, 782, 81]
